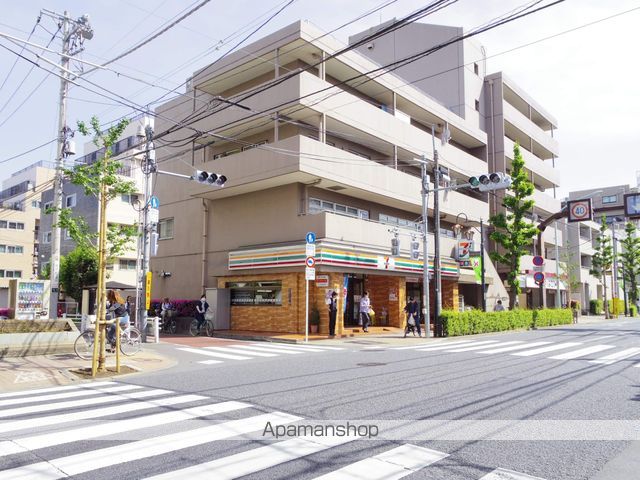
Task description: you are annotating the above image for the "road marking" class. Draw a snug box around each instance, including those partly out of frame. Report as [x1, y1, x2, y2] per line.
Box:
[394, 340, 447, 350]
[0, 381, 116, 399]
[511, 343, 582, 357]
[0, 385, 143, 418]
[205, 346, 278, 357]
[177, 347, 251, 360]
[250, 343, 344, 351]
[409, 340, 479, 351]
[479, 342, 551, 354]
[198, 360, 224, 365]
[0, 384, 132, 407]
[231, 345, 304, 355]
[479, 467, 546, 479]
[448, 341, 513, 352]
[144, 435, 357, 480]
[1, 412, 302, 479]
[0, 401, 251, 456]
[314, 444, 448, 479]
[417, 340, 500, 352]
[0, 390, 194, 434]
[590, 347, 640, 365]
[549, 344, 615, 360]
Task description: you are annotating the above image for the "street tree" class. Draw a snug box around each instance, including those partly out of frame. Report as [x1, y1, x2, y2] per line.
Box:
[59, 246, 98, 308]
[620, 221, 640, 309]
[489, 142, 538, 309]
[560, 243, 581, 307]
[590, 216, 614, 319]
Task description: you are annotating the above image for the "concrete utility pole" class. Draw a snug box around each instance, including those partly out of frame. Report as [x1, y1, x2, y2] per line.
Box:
[44, 9, 92, 319]
[420, 156, 431, 338]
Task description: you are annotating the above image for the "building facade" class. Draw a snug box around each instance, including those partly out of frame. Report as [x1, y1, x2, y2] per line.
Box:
[0, 162, 55, 307]
[151, 20, 562, 334]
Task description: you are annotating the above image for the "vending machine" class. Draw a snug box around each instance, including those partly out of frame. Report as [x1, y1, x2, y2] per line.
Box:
[8, 279, 50, 320]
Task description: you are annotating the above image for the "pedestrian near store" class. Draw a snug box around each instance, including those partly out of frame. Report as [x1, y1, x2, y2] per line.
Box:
[328, 291, 338, 337]
[360, 291, 371, 333]
[404, 296, 421, 337]
[195, 294, 209, 334]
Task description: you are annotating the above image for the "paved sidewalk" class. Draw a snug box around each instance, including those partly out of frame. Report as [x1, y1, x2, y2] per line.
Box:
[0, 345, 175, 394]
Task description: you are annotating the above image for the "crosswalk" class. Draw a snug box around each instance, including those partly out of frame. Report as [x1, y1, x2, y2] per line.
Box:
[391, 338, 640, 366]
[0, 381, 547, 480]
[178, 342, 345, 365]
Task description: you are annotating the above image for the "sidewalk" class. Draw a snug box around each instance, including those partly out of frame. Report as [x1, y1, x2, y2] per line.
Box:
[0, 345, 175, 394]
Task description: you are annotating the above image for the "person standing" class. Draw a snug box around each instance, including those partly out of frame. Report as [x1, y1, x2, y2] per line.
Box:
[195, 294, 209, 334]
[494, 299, 506, 312]
[359, 291, 371, 333]
[404, 296, 421, 337]
[328, 291, 338, 337]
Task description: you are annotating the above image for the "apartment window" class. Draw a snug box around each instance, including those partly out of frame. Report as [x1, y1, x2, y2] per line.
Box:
[308, 197, 368, 219]
[65, 194, 77, 208]
[106, 262, 114, 271]
[474, 62, 479, 75]
[44, 231, 52, 243]
[121, 194, 131, 203]
[475, 99, 480, 112]
[0, 220, 5, 228]
[0, 270, 22, 278]
[5, 245, 24, 254]
[7, 221, 24, 230]
[119, 259, 137, 270]
[0, 245, 4, 253]
[379, 214, 420, 231]
[31, 200, 40, 208]
[602, 195, 617, 204]
[158, 218, 174, 240]
[43, 201, 53, 213]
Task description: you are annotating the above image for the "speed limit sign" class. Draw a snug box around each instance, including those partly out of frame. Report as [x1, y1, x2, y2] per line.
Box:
[567, 199, 593, 223]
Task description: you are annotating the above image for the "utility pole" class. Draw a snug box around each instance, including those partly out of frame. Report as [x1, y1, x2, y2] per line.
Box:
[44, 9, 93, 319]
[612, 231, 620, 315]
[420, 156, 430, 338]
[432, 125, 443, 336]
[480, 219, 487, 312]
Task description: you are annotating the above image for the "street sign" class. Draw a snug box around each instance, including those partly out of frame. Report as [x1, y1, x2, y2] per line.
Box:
[150, 196, 160, 209]
[145, 271, 153, 309]
[532, 255, 545, 267]
[306, 256, 316, 268]
[306, 231, 316, 244]
[149, 207, 159, 224]
[567, 199, 593, 223]
[305, 267, 316, 280]
[533, 271, 545, 285]
[306, 243, 316, 257]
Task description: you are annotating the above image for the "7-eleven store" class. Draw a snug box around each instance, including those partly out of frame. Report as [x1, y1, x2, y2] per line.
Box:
[219, 242, 461, 335]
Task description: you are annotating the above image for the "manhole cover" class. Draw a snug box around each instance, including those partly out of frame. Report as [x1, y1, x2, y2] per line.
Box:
[356, 362, 387, 367]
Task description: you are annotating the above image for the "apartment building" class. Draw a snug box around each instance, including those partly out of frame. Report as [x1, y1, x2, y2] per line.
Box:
[151, 19, 564, 336]
[38, 117, 151, 297]
[0, 162, 55, 307]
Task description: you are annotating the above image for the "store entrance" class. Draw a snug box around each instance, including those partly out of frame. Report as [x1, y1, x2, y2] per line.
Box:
[406, 281, 423, 322]
[344, 275, 364, 326]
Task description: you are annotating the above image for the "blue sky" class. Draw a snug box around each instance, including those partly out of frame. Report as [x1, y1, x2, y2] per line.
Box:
[1, 0, 639, 194]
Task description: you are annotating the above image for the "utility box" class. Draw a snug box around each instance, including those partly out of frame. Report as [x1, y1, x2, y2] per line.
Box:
[205, 288, 230, 330]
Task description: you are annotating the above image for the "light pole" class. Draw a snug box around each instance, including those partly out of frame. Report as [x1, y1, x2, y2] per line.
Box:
[420, 156, 431, 337]
[455, 213, 487, 312]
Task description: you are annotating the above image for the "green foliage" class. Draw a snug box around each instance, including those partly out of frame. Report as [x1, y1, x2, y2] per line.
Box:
[489, 143, 538, 309]
[590, 216, 614, 318]
[630, 305, 638, 317]
[441, 308, 572, 336]
[589, 299, 603, 315]
[39, 262, 51, 280]
[59, 246, 98, 304]
[620, 222, 640, 305]
[610, 298, 625, 316]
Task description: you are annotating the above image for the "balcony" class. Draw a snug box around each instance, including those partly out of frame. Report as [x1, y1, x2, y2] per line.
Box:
[532, 189, 561, 216]
[503, 102, 559, 159]
[504, 138, 559, 189]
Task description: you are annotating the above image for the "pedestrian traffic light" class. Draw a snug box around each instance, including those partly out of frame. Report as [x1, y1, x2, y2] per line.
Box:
[410, 240, 420, 260]
[391, 236, 400, 256]
[468, 172, 511, 192]
[195, 170, 227, 187]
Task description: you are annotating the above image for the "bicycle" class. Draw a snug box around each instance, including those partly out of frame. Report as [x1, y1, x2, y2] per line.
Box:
[158, 308, 177, 334]
[74, 322, 142, 360]
[189, 316, 214, 337]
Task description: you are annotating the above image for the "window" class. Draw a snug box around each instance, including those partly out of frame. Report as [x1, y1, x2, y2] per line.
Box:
[0, 220, 6, 228]
[0, 245, 4, 253]
[602, 195, 617, 204]
[119, 259, 137, 270]
[44, 231, 52, 243]
[31, 200, 40, 208]
[0, 270, 22, 278]
[379, 213, 420, 231]
[226, 281, 282, 306]
[65, 194, 77, 208]
[43, 201, 52, 212]
[7, 221, 24, 230]
[308, 198, 368, 219]
[158, 218, 174, 239]
[121, 194, 131, 203]
[475, 99, 480, 112]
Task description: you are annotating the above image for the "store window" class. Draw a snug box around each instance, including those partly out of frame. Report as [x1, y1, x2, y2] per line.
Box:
[226, 281, 282, 306]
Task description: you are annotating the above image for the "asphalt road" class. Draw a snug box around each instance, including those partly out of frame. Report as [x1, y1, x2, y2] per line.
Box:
[1, 317, 638, 479]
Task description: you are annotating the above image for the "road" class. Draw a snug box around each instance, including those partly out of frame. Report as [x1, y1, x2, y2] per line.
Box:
[0, 317, 638, 479]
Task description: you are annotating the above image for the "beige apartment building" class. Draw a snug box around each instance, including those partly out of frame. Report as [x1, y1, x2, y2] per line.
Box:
[0, 161, 55, 307]
[151, 20, 562, 334]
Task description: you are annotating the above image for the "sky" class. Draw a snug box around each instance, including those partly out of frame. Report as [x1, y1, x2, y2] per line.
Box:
[0, 0, 639, 196]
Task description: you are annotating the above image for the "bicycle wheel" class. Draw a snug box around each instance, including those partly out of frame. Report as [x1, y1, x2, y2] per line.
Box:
[74, 331, 95, 360]
[168, 319, 177, 334]
[189, 319, 199, 336]
[204, 320, 214, 337]
[120, 327, 142, 356]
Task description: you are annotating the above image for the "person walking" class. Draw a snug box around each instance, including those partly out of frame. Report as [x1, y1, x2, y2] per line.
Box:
[404, 296, 421, 337]
[359, 291, 371, 333]
[195, 294, 209, 334]
[328, 291, 338, 337]
[494, 299, 506, 311]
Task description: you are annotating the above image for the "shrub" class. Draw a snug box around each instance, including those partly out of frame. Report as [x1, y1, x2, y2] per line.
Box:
[630, 305, 638, 317]
[148, 299, 199, 318]
[590, 299, 603, 315]
[441, 308, 573, 336]
[611, 298, 625, 316]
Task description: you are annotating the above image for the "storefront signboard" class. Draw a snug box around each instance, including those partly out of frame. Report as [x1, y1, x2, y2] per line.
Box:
[316, 275, 329, 287]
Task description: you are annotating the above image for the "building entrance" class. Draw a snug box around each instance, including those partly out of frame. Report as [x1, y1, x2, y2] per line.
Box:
[344, 275, 364, 326]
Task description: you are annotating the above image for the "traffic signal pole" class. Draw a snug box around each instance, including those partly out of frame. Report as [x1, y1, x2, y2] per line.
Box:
[420, 157, 431, 338]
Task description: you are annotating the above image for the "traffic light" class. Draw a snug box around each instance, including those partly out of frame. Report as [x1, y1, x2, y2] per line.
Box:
[195, 170, 227, 187]
[410, 240, 420, 260]
[468, 172, 512, 192]
[391, 236, 400, 256]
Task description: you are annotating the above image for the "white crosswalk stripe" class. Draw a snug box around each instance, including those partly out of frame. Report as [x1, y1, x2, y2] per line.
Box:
[204, 346, 278, 357]
[232, 344, 305, 355]
[480, 467, 546, 479]
[416, 340, 500, 352]
[479, 342, 549, 354]
[177, 347, 252, 360]
[250, 342, 344, 351]
[182, 342, 344, 365]
[548, 344, 615, 360]
[511, 343, 582, 357]
[0, 381, 116, 399]
[589, 347, 640, 365]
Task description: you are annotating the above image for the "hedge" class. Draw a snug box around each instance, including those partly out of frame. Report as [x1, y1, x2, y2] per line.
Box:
[590, 299, 603, 315]
[630, 305, 638, 317]
[611, 298, 625, 316]
[441, 308, 573, 336]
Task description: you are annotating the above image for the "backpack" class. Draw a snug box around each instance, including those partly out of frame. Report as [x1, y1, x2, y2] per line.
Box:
[114, 304, 126, 317]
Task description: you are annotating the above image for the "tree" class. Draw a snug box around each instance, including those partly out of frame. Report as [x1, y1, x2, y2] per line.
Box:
[620, 221, 640, 308]
[559, 244, 581, 306]
[39, 262, 50, 280]
[59, 246, 98, 307]
[489, 143, 538, 309]
[590, 216, 614, 319]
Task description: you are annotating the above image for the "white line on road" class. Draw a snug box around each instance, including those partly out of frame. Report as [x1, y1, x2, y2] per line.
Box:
[447, 341, 513, 352]
[0, 412, 302, 479]
[0, 385, 143, 418]
[230, 344, 305, 355]
[511, 343, 582, 357]
[416, 340, 500, 352]
[198, 360, 224, 364]
[204, 346, 278, 357]
[0, 381, 116, 399]
[479, 467, 546, 479]
[177, 347, 251, 360]
[479, 342, 550, 354]
[0, 384, 128, 407]
[589, 347, 640, 365]
[549, 344, 615, 360]
[144, 435, 356, 480]
[0, 390, 194, 434]
[314, 444, 448, 479]
[250, 343, 344, 351]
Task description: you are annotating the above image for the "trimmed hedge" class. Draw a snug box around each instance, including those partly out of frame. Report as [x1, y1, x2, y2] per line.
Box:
[611, 298, 625, 316]
[630, 305, 638, 317]
[441, 308, 573, 336]
[590, 299, 603, 315]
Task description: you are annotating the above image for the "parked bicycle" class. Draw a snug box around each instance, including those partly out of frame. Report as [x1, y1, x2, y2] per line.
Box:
[74, 322, 142, 360]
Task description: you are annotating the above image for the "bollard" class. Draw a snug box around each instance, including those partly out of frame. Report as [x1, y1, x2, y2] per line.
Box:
[154, 316, 160, 343]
